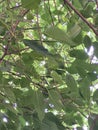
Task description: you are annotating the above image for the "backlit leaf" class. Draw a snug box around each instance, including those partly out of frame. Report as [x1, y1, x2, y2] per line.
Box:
[68, 24, 81, 39]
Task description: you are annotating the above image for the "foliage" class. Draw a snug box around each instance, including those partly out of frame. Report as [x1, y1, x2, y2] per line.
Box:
[0, 0, 98, 129]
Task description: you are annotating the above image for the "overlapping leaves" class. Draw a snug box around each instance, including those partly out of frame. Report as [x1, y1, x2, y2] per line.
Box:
[0, 0, 98, 130]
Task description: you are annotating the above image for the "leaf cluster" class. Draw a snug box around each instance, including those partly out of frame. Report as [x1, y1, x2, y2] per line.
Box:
[0, 0, 98, 130]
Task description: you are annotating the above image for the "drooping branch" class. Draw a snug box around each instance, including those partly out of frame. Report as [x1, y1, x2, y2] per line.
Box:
[64, 0, 98, 36]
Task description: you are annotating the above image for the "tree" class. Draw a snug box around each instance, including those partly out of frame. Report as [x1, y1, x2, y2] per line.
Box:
[0, 0, 98, 129]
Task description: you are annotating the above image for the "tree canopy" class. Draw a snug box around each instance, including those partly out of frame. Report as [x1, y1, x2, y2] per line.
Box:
[0, 0, 98, 129]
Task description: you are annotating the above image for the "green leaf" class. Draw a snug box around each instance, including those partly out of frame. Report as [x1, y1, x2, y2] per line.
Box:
[5, 104, 18, 115]
[48, 89, 63, 110]
[19, 77, 30, 88]
[51, 71, 63, 84]
[72, 59, 94, 72]
[81, 3, 93, 18]
[32, 90, 45, 121]
[73, 31, 83, 45]
[21, 0, 41, 10]
[65, 74, 78, 92]
[44, 113, 65, 130]
[23, 39, 50, 56]
[68, 24, 81, 39]
[79, 0, 88, 7]
[27, 12, 34, 20]
[45, 26, 76, 46]
[87, 72, 97, 81]
[1, 0, 98, 129]
[0, 25, 6, 36]
[73, 0, 82, 9]
[41, 119, 59, 130]
[69, 49, 88, 60]
[19, 116, 26, 127]
[4, 88, 16, 103]
[83, 35, 92, 49]
[79, 77, 90, 101]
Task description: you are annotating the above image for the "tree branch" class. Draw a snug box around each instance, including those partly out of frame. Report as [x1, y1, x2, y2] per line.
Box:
[64, 0, 98, 36]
